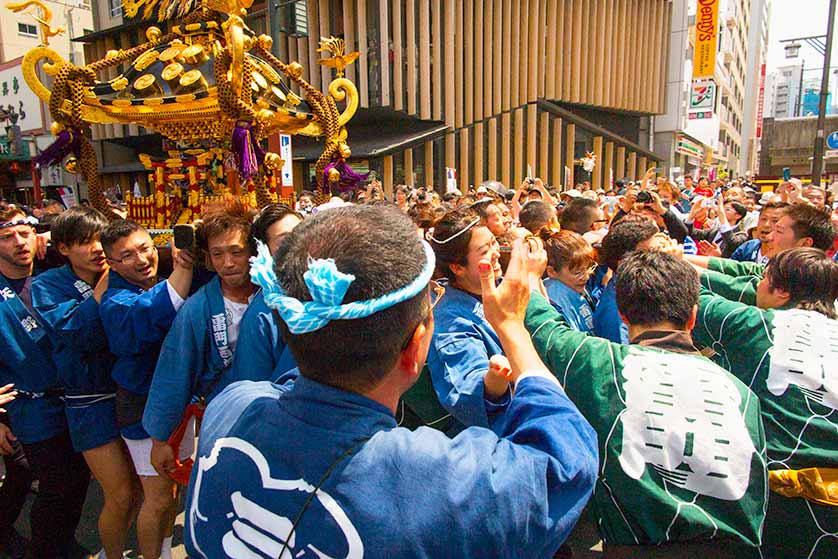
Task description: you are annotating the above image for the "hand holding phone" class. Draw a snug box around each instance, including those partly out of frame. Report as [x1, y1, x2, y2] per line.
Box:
[173, 224, 195, 251]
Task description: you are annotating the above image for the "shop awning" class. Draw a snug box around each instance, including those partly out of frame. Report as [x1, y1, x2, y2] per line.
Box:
[537, 100, 663, 162]
[285, 107, 450, 160]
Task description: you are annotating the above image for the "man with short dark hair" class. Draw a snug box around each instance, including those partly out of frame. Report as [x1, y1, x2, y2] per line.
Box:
[471, 198, 513, 238]
[249, 203, 302, 255]
[32, 207, 137, 559]
[228, 204, 302, 384]
[560, 197, 607, 235]
[804, 186, 827, 208]
[99, 219, 194, 559]
[185, 205, 599, 558]
[730, 201, 789, 264]
[689, 204, 835, 302]
[763, 203, 834, 259]
[144, 202, 259, 488]
[0, 203, 90, 559]
[691, 248, 838, 559]
[525, 250, 768, 556]
[518, 199, 555, 234]
[593, 217, 663, 343]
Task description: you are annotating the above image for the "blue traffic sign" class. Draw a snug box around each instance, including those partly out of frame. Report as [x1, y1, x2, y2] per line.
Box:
[827, 131, 838, 150]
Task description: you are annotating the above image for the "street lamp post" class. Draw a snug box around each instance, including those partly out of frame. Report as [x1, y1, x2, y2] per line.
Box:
[780, 0, 837, 185]
[797, 60, 805, 117]
[812, 0, 837, 186]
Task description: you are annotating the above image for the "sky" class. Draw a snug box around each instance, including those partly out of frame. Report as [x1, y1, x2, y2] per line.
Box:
[765, 0, 838, 85]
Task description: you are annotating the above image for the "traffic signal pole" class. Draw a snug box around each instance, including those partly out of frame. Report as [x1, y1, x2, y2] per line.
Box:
[812, 0, 837, 185]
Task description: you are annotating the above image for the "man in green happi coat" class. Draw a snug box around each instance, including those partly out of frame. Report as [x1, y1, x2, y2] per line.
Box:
[689, 247, 837, 559]
[524, 250, 768, 557]
[690, 203, 835, 305]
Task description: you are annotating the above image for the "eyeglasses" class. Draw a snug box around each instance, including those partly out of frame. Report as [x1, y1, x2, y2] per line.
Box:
[571, 263, 598, 279]
[109, 245, 156, 265]
[402, 280, 446, 350]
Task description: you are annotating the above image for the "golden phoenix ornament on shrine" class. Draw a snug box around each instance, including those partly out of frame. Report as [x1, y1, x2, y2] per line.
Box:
[9, 0, 361, 220]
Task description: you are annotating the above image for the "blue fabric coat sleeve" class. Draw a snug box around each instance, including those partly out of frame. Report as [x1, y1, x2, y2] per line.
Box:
[488, 376, 599, 550]
[592, 283, 629, 344]
[0, 290, 66, 444]
[355, 377, 598, 556]
[142, 292, 209, 441]
[585, 265, 608, 305]
[100, 280, 177, 355]
[229, 294, 284, 382]
[32, 274, 107, 353]
[100, 278, 179, 395]
[427, 320, 507, 429]
[730, 239, 760, 263]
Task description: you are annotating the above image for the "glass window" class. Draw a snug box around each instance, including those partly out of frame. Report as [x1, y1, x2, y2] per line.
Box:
[17, 22, 37, 36]
[109, 0, 122, 18]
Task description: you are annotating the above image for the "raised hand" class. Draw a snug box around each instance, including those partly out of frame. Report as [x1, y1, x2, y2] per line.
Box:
[0, 383, 16, 413]
[648, 191, 667, 216]
[697, 240, 721, 257]
[787, 179, 804, 204]
[93, 267, 110, 303]
[620, 188, 638, 214]
[151, 438, 177, 477]
[479, 238, 553, 384]
[0, 422, 17, 455]
[484, 354, 512, 400]
[36, 232, 49, 260]
[479, 238, 530, 334]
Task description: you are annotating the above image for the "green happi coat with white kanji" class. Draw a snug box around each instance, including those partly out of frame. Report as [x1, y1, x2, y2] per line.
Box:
[697, 264, 838, 559]
[525, 293, 767, 549]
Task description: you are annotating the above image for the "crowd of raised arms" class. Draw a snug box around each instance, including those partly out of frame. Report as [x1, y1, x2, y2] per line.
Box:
[0, 169, 835, 559]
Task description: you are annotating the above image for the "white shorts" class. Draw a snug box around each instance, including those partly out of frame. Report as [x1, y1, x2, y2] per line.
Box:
[122, 419, 196, 477]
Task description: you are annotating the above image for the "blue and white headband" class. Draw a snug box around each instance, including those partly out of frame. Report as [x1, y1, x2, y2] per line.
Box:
[0, 216, 38, 229]
[250, 240, 436, 334]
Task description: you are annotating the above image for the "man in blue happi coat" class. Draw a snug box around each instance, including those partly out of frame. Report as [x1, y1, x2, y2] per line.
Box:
[0, 203, 90, 558]
[229, 203, 301, 384]
[99, 220, 194, 559]
[594, 216, 664, 344]
[185, 205, 599, 558]
[143, 202, 258, 483]
[32, 207, 139, 559]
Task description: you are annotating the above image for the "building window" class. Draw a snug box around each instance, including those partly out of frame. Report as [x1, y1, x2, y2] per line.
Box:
[109, 0, 122, 18]
[277, 0, 308, 38]
[17, 22, 37, 36]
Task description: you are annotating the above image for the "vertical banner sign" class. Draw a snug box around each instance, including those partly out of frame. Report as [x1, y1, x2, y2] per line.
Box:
[756, 63, 766, 138]
[564, 166, 572, 190]
[279, 134, 293, 187]
[58, 186, 76, 208]
[692, 0, 720, 79]
[445, 167, 458, 193]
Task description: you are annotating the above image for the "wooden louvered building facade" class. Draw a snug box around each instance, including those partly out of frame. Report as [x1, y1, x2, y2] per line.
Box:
[80, 0, 671, 196]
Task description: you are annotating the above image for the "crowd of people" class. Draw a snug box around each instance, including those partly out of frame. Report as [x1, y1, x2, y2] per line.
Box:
[0, 168, 835, 559]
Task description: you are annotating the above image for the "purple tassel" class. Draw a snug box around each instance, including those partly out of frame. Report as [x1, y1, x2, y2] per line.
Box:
[35, 128, 82, 168]
[231, 122, 266, 181]
[323, 158, 370, 193]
